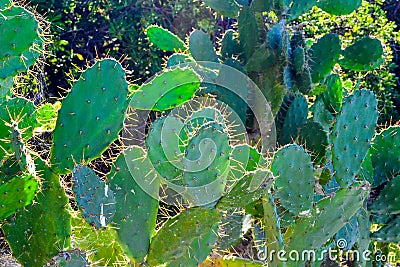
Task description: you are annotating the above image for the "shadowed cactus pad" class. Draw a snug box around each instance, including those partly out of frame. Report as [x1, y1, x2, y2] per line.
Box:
[72, 165, 116, 229]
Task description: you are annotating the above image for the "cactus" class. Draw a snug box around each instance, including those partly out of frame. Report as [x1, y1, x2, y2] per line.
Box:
[217, 210, 252, 250]
[309, 34, 341, 84]
[287, 0, 317, 21]
[189, 30, 218, 62]
[322, 74, 343, 114]
[334, 216, 359, 251]
[316, 0, 362, 16]
[146, 25, 186, 52]
[370, 126, 400, 187]
[371, 216, 400, 243]
[271, 144, 315, 214]
[2, 160, 71, 267]
[109, 146, 160, 262]
[201, 0, 240, 17]
[299, 120, 329, 165]
[277, 92, 308, 145]
[340, 37, 384, 71]
[72, 164, 116, 229]
[331, 90, 378, 187]
[0, 6, 43, 79]
[238, 6, 258, 60]
[220, 29, 242, 59]
[147, 208, 220, 266]
[369, 175, 400, 214]
[49, 250, 89, 267]
[130, 67, 201, 111]
[50, 59, 129, 174]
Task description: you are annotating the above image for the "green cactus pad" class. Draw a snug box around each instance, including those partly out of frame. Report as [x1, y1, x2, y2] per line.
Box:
[72, 164, 115, 229]
[147, 208, 220, 266]
[50, 59, 129, 174]
[287, 0, 317, 21]
[0, 7, 39, 60]
[311, 94, 334, 131]
[71, 216, 129, 265]
[217, 169, 274, 211]
[0, 7, 43, 78]
[331, 90, 378, 187]
[109, 147, 160, 262]
[238, 6, 258, 60]
[146, 25, 186, 52]
[371, 216, 400, 243]
[246, 43, 277, 72]
[262, 194, 285, 267]
[2, 160, 71, 267]
[267, 20, 285, 51]
[334, 216, 359, 251]
[309, 34, 341, 83]
[293, 46, 306, 74]
[202, 0, 240, 17]
[130, 67, 201, 111]
[369, 176, 400, 214]
[0, 173, 38, 220]
[146, 116, 184, 183]
[340, 37, 384, 72]
[293, 66, 314, 94]
[316, 0, 362, 15]
[0, 97, 37, 159]
[356, 209, 371, 265]
[182, 122, 230, 206]
[286, 186, 369, 254]
[299, 120, 329, 165]
[217, 211, 251, 250]
[370, 126, 400, 187]
[220, 29, 242, 59]
[322, 74, 343, 114]
[166, 53, 192, 68]
[278, 92, 308, 145]
[189, 30, 218, 62]
[272, 144, 315, 214]
[0, 76, 13, 100]
[0, 0, 11, 9]
[359, 151, 374, 184]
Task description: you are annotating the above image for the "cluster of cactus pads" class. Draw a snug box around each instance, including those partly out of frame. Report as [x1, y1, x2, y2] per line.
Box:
[0, 0, 399, 266]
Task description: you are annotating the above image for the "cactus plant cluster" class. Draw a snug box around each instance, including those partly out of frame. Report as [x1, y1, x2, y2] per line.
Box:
[0, 0, 399, 267]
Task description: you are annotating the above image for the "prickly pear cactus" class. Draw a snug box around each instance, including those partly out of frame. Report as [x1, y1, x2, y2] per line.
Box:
[130, 67, 201, 111]
[50, 59, 129, 174]
[271, 144, 315, 214]
[146, 25, 186, 52]
[2, 160, 71, 267]
[72, 164, 116, 229]
[0, 6, 43, 78]
[109, 146, 160, 263]
[147, 208, 220, 266]
[331, 90, 378, 187]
